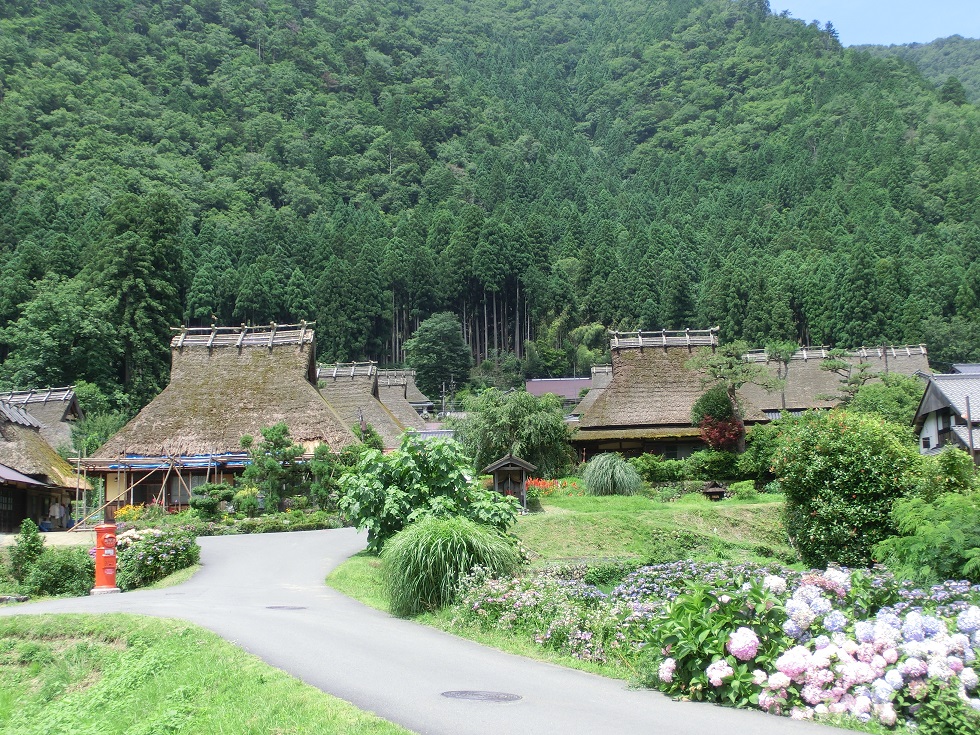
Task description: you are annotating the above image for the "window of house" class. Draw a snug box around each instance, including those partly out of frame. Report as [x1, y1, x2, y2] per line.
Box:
[922, 436, 931, 449]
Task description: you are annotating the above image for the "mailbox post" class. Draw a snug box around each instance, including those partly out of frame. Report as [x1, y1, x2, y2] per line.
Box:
[91, 523, 121, 595]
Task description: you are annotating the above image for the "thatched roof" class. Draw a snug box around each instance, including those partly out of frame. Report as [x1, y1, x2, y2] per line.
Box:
[317, 364, 407, 450]
[96, 325, 355, 458]
[0, 411, 79, 489]
[576, 337, 931, 438]
[739, 345, 930, 420]
[0, 386, 82, 450]
[377, 381, 426, 429]
[377, 369, 433, 408]
[578, 346, 705, 430]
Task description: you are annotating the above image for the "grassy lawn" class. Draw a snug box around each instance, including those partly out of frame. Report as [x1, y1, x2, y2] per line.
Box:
[519, 493, 793, 565]
[326, 494, 794, 679]
[0, 614, 411, 735]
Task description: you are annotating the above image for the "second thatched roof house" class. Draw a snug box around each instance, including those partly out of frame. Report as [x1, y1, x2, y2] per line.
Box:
[317, 362, 412, 450]
[572, 329, 930, 459]
[0, 386, 83, 452]
[83, 322, 356, 512]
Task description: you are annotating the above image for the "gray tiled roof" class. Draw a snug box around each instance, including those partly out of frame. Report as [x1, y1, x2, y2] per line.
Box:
[929, 374, 980, 421]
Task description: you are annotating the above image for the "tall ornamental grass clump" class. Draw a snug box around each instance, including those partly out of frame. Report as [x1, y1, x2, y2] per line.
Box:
[583, 453, 643, 496]
[381, 515, 522, 617]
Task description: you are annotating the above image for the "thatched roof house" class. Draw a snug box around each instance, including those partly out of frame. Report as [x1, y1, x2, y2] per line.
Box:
[317, 362, 409, 450]
[739, 345, 930, 420]
[572, 329, 931, 459]
[1, 399, 81, 531]
[85, 323, 356, 511]
[0, 386, 83, 451]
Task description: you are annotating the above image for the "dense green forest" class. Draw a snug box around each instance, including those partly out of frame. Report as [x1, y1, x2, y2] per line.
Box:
[857, 35, 980, 104]
[1, 0, 979, 411]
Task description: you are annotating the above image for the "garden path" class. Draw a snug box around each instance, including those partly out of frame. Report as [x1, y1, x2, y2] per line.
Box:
[0, 529, 846, 735]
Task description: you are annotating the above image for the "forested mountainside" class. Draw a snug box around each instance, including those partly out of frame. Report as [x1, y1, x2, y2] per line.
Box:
[1, 0, 979, 410]
[856, 35, 980, 104]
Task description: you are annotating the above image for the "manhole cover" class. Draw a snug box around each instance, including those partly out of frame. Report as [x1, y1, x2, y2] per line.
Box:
[265, 605, 307, 610]
[441, 691, 521, 703]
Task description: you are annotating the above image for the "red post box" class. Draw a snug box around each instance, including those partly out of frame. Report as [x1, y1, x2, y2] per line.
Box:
[91, 523, 121, 595]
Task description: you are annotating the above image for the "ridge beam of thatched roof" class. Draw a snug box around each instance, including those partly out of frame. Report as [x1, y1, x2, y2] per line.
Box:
[318, 362, 378, 380]
[170, 321, 316, 350]
[741, 344, 928, 364]
[609, 327, 719, 351]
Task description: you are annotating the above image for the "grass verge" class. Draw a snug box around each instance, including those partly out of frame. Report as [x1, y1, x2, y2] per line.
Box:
[0, 614, 411, 735]
[326, 496, 794, 680]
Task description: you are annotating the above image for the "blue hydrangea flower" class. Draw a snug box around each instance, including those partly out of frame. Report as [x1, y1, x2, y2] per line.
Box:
[871, 678, 895, 704]
[957, 606, 980, 634]
[824, 610, 847, 633]
[783, 619, 803, 639]
[902, 613, 925, 642]
[922, 615, 945, 637]
[855, 621, 875, 643]
[876, 610, 901, 628]
[813, 635, 831, 650]
[884, 669, 904, 690]
[810, 597, 832, 615]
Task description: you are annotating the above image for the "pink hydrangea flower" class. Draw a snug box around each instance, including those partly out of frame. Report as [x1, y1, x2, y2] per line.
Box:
[776, 646, 811, 679]
[727, 627, 761, 661]
[767, 672, 791, 690]
[658, 657, 676, 683]
[706, 659, 734, 687]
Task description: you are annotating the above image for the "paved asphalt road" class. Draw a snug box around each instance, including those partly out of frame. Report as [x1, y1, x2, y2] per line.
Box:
[0, 529, 845, 735]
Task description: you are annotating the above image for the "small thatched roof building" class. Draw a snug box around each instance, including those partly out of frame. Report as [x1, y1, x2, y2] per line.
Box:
[376, 371, 427, 428]
[572, 329, 931, 459]
[85, 323, 356, 511]
[377, 369, 433, 415]
[0, 386, 83, 451]
[1, 399, 82, 531]
[317, 362, 409, 450]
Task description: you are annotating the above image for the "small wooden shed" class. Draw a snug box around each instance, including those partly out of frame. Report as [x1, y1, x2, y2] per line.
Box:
[482, 454, 537, 511]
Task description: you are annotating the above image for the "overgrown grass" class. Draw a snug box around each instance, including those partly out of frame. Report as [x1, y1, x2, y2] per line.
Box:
[381, 516, 522, 617]
[581, 453, 643, 496]
[0, 614, 410, 735]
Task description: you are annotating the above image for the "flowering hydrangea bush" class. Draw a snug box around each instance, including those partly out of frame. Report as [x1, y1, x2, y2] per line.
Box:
[449, 560, 980, 728]
[116, 527, 200, 591]
[453, 567, 650, 663]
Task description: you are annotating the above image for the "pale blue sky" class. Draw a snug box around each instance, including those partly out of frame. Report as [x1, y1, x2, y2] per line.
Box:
[770, 1, 980, 46]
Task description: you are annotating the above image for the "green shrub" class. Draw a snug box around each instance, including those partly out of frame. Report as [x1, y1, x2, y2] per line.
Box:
[629, 453, 685, 483]
[232, 486, 260, 517]
[728, 480, 758, 501]
[116, 528, 200, 590]
[874, 492, 980, 584]
[380, 515, 522, 617]
[773, 410, 921, 568]
[738, 423, 785, 489]
[915, 447, 977, 502]
[683, 450, 738, 480]
[189, 483, 235, 518]
[690, 384, 734, 424]
[912, 678, 980, 735]
[338, 434, 518, 552]
[19, 547, 94, 597]
[9, 519, 44, 583]
[582, 453, 643, 496]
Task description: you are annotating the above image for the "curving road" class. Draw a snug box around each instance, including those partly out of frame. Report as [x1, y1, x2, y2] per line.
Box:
[0, 529, 843, 735]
